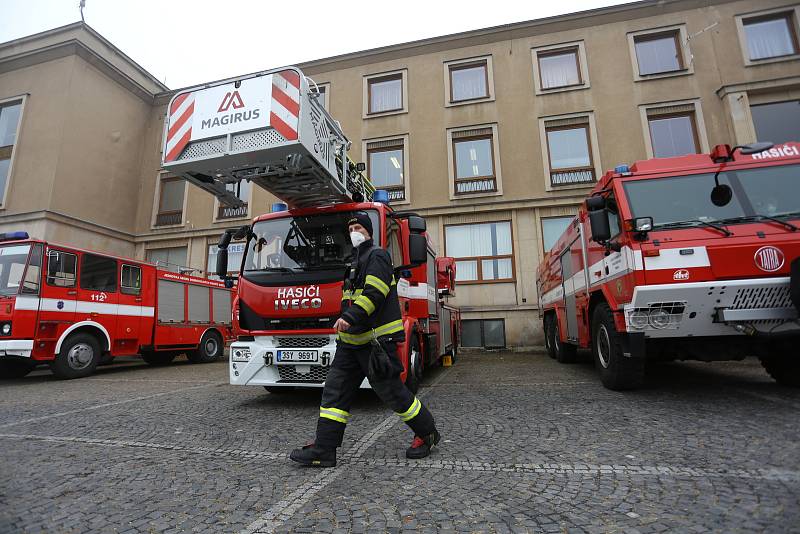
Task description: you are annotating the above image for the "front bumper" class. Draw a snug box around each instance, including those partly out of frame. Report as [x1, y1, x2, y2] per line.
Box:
[624, 277, 799, 338]
[0, 339, 33, 358]
[228, 334, 370, 388]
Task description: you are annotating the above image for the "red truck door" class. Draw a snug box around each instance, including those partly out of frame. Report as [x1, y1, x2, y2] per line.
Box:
[76, 253, 118, 348]
[116, 263, 143, 355]
[559, 241, 579, 341]
[43, 247, 78, 325]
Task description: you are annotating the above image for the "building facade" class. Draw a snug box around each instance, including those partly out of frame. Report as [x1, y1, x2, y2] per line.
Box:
[1, 0, 799, 348]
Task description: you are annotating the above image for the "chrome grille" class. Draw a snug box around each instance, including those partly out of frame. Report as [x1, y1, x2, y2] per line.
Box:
[276, 336, 329, 348]
[277, 365, 328, 383]
[731, 286, 792, 310]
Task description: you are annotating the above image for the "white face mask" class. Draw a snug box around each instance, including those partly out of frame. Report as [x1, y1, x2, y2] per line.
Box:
[350, 231, 367, 247]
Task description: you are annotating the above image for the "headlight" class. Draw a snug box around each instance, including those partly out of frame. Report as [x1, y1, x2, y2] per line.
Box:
[628, 311, 649, 329]
[1, 323, 11, 335]
[648, 309, 671, 329]
[231, 347, 251, 362]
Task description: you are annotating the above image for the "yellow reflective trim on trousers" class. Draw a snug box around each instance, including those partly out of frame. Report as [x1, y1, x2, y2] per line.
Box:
[373, 319, 403, 337]
[396, 397, 421, 422]
[365, 275, 390, 297]
[320, 407, 350, 424]
[354, 296, 376, 315]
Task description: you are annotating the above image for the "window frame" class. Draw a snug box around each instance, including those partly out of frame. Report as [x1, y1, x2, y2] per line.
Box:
[531, 41, 590, 95]
[638, 99, 710, 159]
[736, 6, 800, 66]
[448, 60, 489, 103]
[0, 95, 27, 210]
[363, 69, 408, 118]
[443, 55, 495, 107]
[363, 134, 410, 205]
[461, 318, 506, 348]
[749, 98, 800, 145]
[627, 24, 693, 82]
[452, 134, 497, 196]
[647, 111, 700, 158]
[206, 240, 246, 279]
[540, 215, 576, 255]
[121, 264, 142, 296]
[152, 174, 186, 228]
[46, 249, 78, 288]
[79, 253, 119, 293]
[444, 220, 515, 285]
[446, 123, 503, 200]
[314, 82, 330, 111]
[539, 112, 602, 192]
[213, 179, 252, 222]
[146, 245, 190, 273]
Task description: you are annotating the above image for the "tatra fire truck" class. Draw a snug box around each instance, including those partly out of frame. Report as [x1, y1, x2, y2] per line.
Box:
[0, 236, 234, 379]
[161, 66, 460, 392]
[537, 142, 800, 390]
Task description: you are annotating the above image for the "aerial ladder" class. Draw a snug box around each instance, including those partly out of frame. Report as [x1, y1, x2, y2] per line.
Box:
[161, 66, 374, 208]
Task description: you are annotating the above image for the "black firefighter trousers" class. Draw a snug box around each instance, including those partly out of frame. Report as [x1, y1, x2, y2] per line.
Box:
[315, 339, 436, 450]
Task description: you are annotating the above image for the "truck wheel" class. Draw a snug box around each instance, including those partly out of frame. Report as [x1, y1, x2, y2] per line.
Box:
[591, 303, 644, 391]
[187, 331, 223, 363]
[51, 333, 101, 379]
[0, 359, 37, 379]
[544, 315, 556, 359]
[405, 335, 422, 394]
[760, 351, 800, 387]
[142, 351, 177, 366]
[553, 318, 578, 364]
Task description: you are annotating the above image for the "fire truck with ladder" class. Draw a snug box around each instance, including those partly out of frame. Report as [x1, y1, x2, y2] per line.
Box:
[0, 237, 234, 379]
[161, 66, 460, 393]
[537, 141, 800, 390]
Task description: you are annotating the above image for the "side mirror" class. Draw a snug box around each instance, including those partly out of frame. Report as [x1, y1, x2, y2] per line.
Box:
[588, 209, 611, 243]
[216, 248, 229, 279]
[408, 233, 427, 266]
[711, 184, 733, 207]
[586, 196, 606, 211]
[233, 225, 251, 240]
[218, 231, 233, 249]
[407, 215, 426, 234]
[738, 142, 773, 155]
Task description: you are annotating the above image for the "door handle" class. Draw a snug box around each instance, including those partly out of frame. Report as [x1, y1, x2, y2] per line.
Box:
[67, 290, 77, 296]
[135, 297, 142, 302]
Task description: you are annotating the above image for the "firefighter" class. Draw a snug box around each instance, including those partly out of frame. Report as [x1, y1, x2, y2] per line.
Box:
[290, 211, 440, 467]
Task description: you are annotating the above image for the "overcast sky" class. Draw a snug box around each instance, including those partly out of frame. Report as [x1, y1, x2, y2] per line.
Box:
[3, 0, 632, 89]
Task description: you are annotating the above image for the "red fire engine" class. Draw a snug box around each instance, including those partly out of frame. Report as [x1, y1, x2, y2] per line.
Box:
[537, 142, 800, 390]
[0, 235, 234, 379]
[161, 66, 460, 393]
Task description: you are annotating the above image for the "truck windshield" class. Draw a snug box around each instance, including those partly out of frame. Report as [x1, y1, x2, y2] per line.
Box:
[243, 210, 380, 273]
[0, 244, 33, 296]
[622, 163, 799, 228]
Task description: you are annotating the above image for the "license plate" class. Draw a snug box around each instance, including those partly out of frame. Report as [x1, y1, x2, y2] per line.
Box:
[277, 350, 319, 363]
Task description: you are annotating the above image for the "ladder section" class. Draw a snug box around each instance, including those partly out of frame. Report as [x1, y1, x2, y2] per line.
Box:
[161, 67, 374, 208]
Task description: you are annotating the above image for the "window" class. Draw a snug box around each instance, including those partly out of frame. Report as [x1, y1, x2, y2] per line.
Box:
[449, 60, 488, 102]
[544, 119, 596, 187]
[80, 254, 117, 292]
[155, 177, 185, 226]
[538, 48, 581, 89]
[21, 244, 43, 295]
[640, 102, 707, 159]
[461, 319, 505, 348]
[743, 12, 798, 61]
[315, 83, 329, 110]
[541, 216, 574, 252]
[147, 247, 188, 273]
[0, 100, 23, 206]
[445, 221, 513, 283]
[634, 31, 683, 75]
[207, 242, 245, 278]
[751, 100, 800, 144]
[366, 73, 403, 115]
[452, 128, 497, 195]
[366, 137, 407, 202]
[217, 180, 250, 220]
[121, 264, 142, 296]
[46, 250, 76, 288]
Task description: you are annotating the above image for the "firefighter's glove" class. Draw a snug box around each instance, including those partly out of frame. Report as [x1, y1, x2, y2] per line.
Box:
[368, 339, 394, 381]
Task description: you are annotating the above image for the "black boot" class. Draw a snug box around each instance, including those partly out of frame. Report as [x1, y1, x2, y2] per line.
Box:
[405, 430, 440, 459]
[289, 443, 336, 467]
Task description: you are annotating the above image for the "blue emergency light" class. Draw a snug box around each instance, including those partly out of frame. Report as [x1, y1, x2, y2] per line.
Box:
[271, 202, 288, 212]
[614, 165, 630, 174]
[0, 231, 29, 242]
[372, 190, 390, 205]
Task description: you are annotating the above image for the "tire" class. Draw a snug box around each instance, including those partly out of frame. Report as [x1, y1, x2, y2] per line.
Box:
[51, 333, 101, 379]
[264, 386, 296, 394]
[760, 345, 800, 387]
[591, 303, 644, 391]
[142, 351, 177, 366]
[187, 331, 223, 363]
[544, 315, 556, 359]
[552, 316, 578, 364]
[0, 359, 37, 379]
[404, 335, 422, 394]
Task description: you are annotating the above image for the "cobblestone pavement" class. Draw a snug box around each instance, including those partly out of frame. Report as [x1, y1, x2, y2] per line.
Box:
[1, 352, 799, 533]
